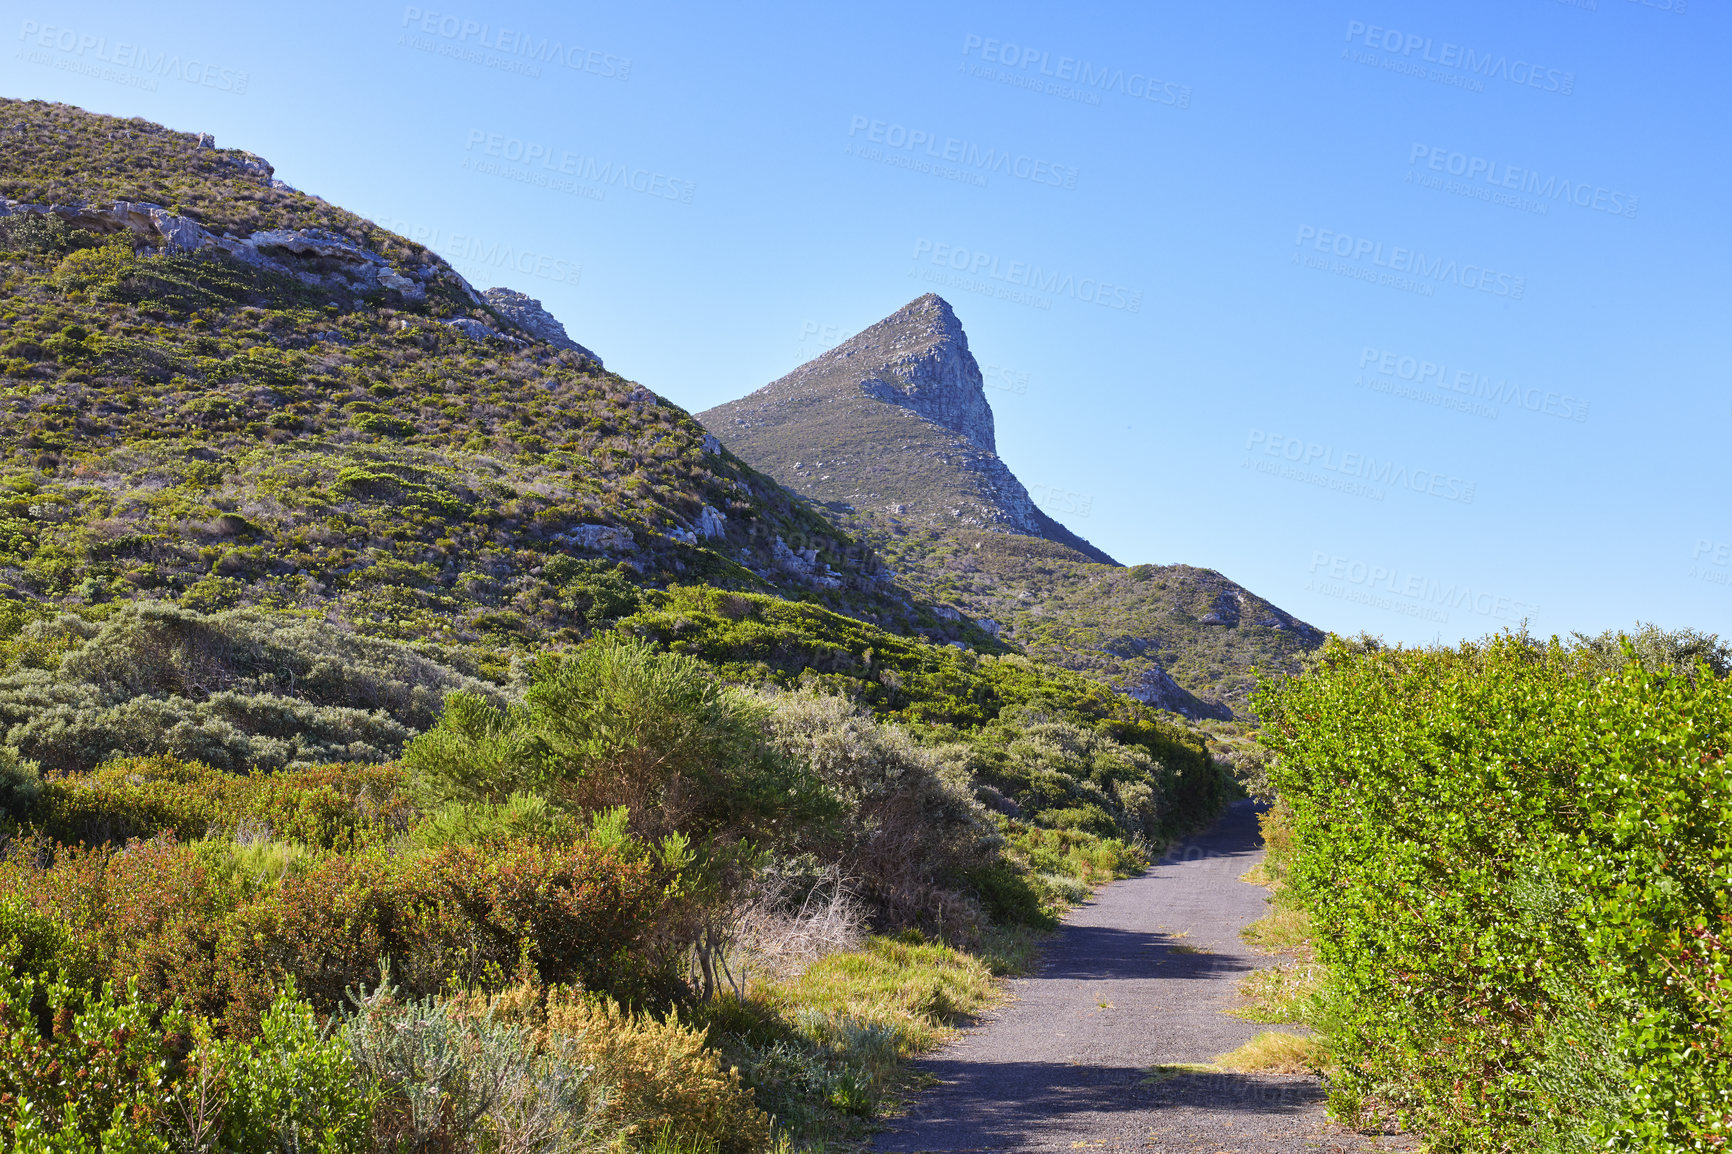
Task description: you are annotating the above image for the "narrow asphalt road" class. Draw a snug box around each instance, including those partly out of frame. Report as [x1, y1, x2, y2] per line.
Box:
[873, 799, 1405, 1154]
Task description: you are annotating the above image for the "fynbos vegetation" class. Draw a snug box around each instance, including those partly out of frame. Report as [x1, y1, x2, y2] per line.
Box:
[0, 98, 1237, 1153]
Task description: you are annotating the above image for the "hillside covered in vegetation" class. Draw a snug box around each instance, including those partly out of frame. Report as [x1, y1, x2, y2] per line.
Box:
[0, 98, 1240, 1153]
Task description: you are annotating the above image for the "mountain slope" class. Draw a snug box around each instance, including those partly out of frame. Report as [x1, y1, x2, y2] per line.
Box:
[0, 99, 975, 771]
[703, 296, 1114, 564]
[701, 295, 1324, 717]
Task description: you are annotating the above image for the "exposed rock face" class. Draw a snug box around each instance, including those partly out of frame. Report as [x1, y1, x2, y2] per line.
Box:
[696, 505, 727, 539]
[0, 198, 439, 304]
[1122, 663, 1234, 721]
[771, 536, 842, 588]
[0, 199, 599, 357]
[443, 317, 497, 340]
[483, 287, 603, 366]
[555, 525, 635, 552]
[698, 293, 1114, 564]
[846, 297, 997, 452]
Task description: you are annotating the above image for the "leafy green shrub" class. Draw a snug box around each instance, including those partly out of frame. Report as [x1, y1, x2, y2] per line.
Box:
[405, 636, 829, 844]
[201, 984, 374, 1153]
[0, 896, 90, 982]
[1256, 633, 1732, 1151]
[413, 791, 575, 848]
[0, 968, 370, 1153]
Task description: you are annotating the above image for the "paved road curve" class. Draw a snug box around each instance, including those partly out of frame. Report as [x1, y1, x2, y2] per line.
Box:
[873, 800, 1405, 1154]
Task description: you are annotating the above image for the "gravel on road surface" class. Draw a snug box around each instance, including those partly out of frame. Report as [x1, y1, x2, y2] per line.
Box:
[872, 799, 1411, 1154]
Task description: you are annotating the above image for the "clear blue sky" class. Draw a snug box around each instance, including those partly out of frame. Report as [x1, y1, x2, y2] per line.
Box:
[7, 0, 1726, 645]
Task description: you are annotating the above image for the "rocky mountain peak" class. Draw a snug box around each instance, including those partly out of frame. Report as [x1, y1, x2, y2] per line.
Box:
[799, 294, 997, 454]
[698, 294, 1116, 565]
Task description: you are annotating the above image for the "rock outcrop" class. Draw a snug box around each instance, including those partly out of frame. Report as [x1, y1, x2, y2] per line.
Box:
[699, 293, 1114, 564]
[0, 197, 601, 362]
[483, 288, 603, 366]
[1121, 663, 1233, 721]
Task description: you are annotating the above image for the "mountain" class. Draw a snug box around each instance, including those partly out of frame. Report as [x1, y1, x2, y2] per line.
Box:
[703, 296, 1113, 564]
[0, 99, 975, 768]
[700, 295, 1324, 717]
[0, 98, 917, 626]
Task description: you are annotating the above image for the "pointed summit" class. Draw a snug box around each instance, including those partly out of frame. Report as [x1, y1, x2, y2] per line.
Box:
[701, 295, 1114, 563]
[839, 293, 996, 453]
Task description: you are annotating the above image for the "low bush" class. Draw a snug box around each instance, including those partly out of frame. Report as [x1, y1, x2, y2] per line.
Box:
[0, 603, 502, 774]
[31, 755, 410, 848]
[345, 978, 605, 1154]
[545, 992, 770, 1154]
[758, 690, 998, 931]
[0, 823, 679, 1035]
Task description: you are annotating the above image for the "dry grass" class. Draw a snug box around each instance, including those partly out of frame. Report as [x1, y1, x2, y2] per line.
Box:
[1231, 961, 1325, 1025]
[1141, 1062, 1218, 1084]
[762, 933, 999, 1055]
[1240, 902, 1312, 955]
[731, 866, 869, 982]
[1212, 1031, 1329, 1075]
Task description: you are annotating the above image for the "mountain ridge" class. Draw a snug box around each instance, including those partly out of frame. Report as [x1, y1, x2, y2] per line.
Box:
[701, 294, 1324, 717]
[703, 294, 1116, 565]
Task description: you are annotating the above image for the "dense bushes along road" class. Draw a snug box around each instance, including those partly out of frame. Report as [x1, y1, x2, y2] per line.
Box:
[1256, 628, 1732, 1151]
[0, 632, 1233, 1151]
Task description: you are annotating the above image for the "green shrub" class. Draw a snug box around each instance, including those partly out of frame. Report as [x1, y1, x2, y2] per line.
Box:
[0, 745, 42, 820]
[413, 791, 575, 848]
[1256, 632, 1732, 1151]
[405, 636, 831, 844]
[204, 983, 374, 1153]
[758, 690, 997, 931]
[0, 968, 370, 1153]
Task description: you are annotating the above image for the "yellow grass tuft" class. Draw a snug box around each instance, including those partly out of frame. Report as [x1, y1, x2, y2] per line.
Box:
[1212, 1030, 1329, 1075]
